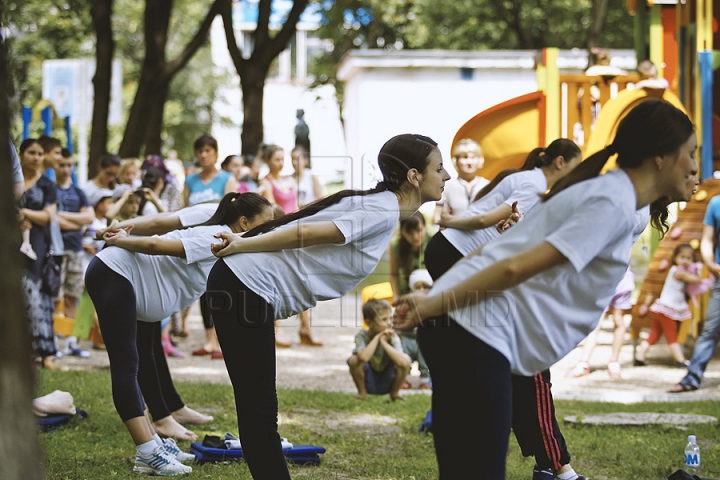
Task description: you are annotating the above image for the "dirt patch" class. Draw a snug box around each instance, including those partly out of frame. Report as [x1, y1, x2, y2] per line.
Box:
[280, 409, 401, 436]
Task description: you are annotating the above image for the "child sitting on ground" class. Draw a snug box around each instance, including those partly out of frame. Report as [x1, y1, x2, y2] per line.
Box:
[635, 244, 703, 367]
[400, 269, 432, 390]
[348, 299, 410, 401]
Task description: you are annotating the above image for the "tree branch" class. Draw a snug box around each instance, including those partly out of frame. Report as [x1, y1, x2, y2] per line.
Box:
[166, 0, 222, 77]
[220, 0, 246, 77]
[257, 0, 308, 65]
[254, 0, 272, 48]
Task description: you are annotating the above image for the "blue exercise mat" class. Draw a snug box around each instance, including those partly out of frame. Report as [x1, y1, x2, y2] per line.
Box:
[36, 409, 88, 433]
[419, 409, 432, 433]
[191, 442, 326, 465]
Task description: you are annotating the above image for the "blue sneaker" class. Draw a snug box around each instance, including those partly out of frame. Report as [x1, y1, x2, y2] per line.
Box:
[163, 438, 195, 464]
[134, 445, 191, 475]
[533, 466, 554, 480]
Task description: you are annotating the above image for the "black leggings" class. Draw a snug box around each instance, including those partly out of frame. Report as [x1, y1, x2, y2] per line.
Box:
[419, 317, 512, 479]
[422, 229, 571, 473]
[137, 321, 184, 421]
[206, 258, 290, 480]
[424, 232, 464, 281]
[199, 293, 213, 329]
[85, 257, 144, 422]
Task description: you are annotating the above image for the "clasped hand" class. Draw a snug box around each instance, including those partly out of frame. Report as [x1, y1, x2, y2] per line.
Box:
[211, 231, 243, 257]
[393, 291, 429, 331]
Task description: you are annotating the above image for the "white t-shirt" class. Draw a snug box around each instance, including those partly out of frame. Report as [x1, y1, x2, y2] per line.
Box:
[96, 225, 229, 322]
[431, 169, 637, 376]
[442, 168, 548, 256]
[81, 180, 115, 206]
[172, 202, 219, 227]
[223, 191, 400, 319]
[438, 176, 489, 217]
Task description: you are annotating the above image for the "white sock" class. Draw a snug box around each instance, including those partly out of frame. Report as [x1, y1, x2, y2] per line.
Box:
[153, 434, 164, 447]
[66, 337, 78, 350]
[137, 440, 157, 456]
[556, 469, 578, 480]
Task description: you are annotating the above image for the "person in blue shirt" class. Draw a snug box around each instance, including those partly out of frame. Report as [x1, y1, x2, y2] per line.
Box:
[55, 152, 95, 356]
[669, 195, 720, 392]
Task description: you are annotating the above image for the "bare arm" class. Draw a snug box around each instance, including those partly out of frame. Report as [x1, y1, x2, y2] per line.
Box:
[213, 221, 345, 256]
[96, 211, 183, 239]
[57, 206, 95, 229]
[104, 189, 133, 220]
[674, 269, 703, 284]
[394, 241, 568, 330]
[438, 203, 512, 230]
[104, 229, 186, 258]
[183, 184, 190, 207]
[259, 178, 276, 204]
[380, 334, 411, 368]
[354, 332, 384, 363]
[388, 245, 402, 302]
[312, 174, 323, 201]
[13, 181, 23, 202]
[700, 225, 720, 276]
[21, 204, 57, 227]
[224, 176, 238, 196]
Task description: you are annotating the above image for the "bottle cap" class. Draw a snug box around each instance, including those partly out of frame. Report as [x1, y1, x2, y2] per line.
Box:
[688, 435, 696, 443]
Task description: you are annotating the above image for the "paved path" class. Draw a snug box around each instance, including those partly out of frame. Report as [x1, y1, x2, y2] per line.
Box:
[58, 295, 720, 403]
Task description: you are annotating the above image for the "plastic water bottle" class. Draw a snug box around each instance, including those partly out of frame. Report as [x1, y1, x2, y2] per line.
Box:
[684, 434, 700, 475]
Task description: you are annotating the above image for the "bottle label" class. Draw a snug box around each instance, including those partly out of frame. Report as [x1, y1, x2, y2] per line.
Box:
[685, 453, 700, 466]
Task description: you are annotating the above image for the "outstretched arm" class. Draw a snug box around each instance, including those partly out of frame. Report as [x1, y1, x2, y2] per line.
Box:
[96, 212, 183, 239]
[438, 203, 512, 230]
[394, 241, 567, 330]
[104, 229, 186, 258]
[213, 221, 345, 256]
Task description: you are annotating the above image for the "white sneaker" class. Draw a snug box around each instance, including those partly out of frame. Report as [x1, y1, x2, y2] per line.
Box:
[134, 445, 191, 475]
[163, 438, 195, 464]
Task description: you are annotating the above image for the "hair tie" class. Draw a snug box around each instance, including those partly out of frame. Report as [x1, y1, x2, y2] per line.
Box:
[606, 144, 618, 155]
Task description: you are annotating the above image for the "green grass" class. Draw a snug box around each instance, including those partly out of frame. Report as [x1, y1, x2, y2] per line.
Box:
[38, 370, 720, 479]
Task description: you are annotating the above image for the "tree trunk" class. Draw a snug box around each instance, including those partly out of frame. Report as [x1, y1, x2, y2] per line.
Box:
[143, 81, 171, 155]
[587, 0, 610, 53]
[119, 0, 220, 158]
[0, 12, 46, 480]
[240, 66, 268, 156]
[89, 0, 114, 178]
[118, 65, 166, 158]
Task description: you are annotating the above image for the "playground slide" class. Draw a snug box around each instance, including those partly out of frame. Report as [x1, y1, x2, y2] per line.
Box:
[451, 91, 546, 180]
[584, 86, 688, 169]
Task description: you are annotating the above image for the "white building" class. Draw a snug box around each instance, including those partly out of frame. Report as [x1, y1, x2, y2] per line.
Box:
[210, 9, 635, 190]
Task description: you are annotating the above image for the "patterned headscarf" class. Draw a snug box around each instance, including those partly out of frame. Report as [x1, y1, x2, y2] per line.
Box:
[141, 155, 173, 184]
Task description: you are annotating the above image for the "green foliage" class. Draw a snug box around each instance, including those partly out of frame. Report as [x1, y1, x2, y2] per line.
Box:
[310, 0, 634, 106]
[6, 0, 225, 160]
[6, 0, 93, 139]
[38, 369, 720, 479]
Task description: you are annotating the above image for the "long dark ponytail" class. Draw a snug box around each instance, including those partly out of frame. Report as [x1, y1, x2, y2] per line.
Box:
[243, 134, 438, 238]
[544, 100, 694, 236]
[472, 138, 581, 203]
[200, 192, 271, 227]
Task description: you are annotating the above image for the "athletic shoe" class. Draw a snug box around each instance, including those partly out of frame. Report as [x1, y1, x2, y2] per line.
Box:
[533, 466, 554, 480]
[65, 347, 91, 358]
[163, 438, 195, 464]
[134, 445, 191, 475]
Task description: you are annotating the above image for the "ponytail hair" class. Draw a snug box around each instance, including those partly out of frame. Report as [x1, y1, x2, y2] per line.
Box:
[472, 138, 580, 203]
[544, 100, 694, 237]
[200, 192, 272, 227]
[244, 133, 438, 238]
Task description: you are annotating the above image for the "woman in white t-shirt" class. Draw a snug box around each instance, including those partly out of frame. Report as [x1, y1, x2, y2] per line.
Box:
[427, 138, 582, 279]
[206, 133, 449, 479]
[84, 193, 273, 476]
[393, 100, 699, 479]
